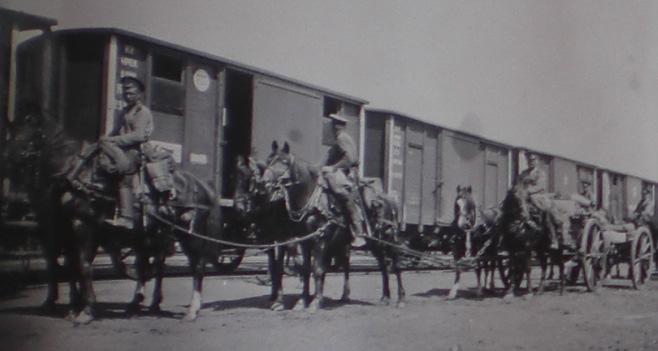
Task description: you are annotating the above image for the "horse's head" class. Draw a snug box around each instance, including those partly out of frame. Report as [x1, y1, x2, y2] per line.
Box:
[234, 155, 269, 216]
[454, 185, 476, 231]
[4, 114, 45, 183]
[262, 141, 296, 200]
[502, 184, 529, 220]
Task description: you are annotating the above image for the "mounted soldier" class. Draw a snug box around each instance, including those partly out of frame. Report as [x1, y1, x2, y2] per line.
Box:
[517, 151, 562, 248]
[68, 76, 154, 230]
[320, 113, 369, 247]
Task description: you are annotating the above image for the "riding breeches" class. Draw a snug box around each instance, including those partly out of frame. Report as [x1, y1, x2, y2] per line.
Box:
[99, 140, 139, 175]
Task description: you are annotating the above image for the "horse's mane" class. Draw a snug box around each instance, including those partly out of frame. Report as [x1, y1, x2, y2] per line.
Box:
[174, 170, 218, 206]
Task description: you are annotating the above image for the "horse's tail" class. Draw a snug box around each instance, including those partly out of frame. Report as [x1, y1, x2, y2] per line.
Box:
[174, 170, 223, 240]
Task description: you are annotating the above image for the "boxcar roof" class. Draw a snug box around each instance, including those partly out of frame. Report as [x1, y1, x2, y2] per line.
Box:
[0, 8, 57, 30]
[366, 108, 514, 151]
[368, 107, 657, 183]
[49, 27, 368, 106]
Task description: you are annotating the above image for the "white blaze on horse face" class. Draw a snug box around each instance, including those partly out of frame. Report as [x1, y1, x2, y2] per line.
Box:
[456, 198, 475, 230]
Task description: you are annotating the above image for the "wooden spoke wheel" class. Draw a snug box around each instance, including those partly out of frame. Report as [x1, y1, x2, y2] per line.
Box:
[631, 227, 654, 289]
[581, 219, 606, 292]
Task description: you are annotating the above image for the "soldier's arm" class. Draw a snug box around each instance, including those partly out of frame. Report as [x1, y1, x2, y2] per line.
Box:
[527, 171, 546, 194]
[332, 133, 357, 168]
[115, 108, 153, 147]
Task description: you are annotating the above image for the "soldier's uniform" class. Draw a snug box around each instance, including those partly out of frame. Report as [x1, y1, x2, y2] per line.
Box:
[99, 77, 154, 229]
[518, 154, 562, 248]
[634, 189, 654, 227]
[322, 114, 366, 242]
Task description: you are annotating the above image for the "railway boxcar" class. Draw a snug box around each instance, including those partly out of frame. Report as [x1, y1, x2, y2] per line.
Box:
[13, 28, 367, 204]
[363, 109, 511, 234]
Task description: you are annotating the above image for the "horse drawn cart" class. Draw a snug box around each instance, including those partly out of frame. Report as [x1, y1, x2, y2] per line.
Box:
[552, 196, 654, 291]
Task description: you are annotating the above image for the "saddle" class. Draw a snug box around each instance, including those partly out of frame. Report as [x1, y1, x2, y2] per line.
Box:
[68, 142, 176, 201]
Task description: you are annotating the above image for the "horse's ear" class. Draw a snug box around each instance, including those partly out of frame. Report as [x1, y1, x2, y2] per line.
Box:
[467, 186, 472, 193]
[456, 185, 461, 193]
[271, 141, 279, 152]
[282, 142, 290, 154]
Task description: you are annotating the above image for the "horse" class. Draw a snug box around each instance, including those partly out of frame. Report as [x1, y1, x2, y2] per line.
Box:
[440, 185, 499, 299]
[4, 111, 223, 322]
[497, 185, 565, 300]
[263, 141, 405, 309]
[233, 154, 302, 311]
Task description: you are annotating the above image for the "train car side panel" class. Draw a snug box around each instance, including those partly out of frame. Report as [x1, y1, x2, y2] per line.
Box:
[440, 131, 484, 222]
[421, 128, 439, 226]
[251, 78, 323, 163]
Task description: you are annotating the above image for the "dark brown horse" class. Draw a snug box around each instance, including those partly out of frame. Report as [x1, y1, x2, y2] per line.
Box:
[263, 141, 405, 309]
[498, 185, 565, 300]
[4, 112, 224, 322]
[233, 154, 300, 311]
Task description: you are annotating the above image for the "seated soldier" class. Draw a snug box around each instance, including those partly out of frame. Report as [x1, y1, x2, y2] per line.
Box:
[99, 76, 154, 229]
[634, 187, 654, 227]
[518, 151, 562, 248]
[320, 113, 368, 247]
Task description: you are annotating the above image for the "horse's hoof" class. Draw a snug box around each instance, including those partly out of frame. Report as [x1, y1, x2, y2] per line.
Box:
[396, 300, 406, 308]
[40, 301, 57, 314]
[65, 310, 76, 321]
[379, 297, 391, 306]
[270, 301, 285, 312]
[340, 294, 350, 303]
[148, 305, 161, 314]
[292, 299, 306, 312]
[308, 300, 321, 313]
[447, 290, 458, 300]
[182, 311, 198, 322]
[73, 311, 94, 325]
[503, 293, 515, 303]
[126, 303, 141, 315]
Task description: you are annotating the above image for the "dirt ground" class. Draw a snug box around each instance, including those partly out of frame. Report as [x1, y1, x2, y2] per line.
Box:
[2, 266, 658, 351]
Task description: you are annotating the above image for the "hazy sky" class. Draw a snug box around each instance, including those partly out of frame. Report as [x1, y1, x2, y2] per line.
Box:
[3, 0, 658, 180]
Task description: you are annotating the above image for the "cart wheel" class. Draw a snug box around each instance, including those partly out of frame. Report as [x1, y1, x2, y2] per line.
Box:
[581, 219, 605, 292]
[631, 227, 654, 289]
[210, 248, 245, 273]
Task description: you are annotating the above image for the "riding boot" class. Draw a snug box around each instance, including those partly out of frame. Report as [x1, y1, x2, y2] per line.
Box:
[546, 213, 559, 249]
[105, 186, 135, 230]
[67, 144, 99, 184]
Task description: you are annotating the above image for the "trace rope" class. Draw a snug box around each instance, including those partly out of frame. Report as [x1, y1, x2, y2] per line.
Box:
[147, 210, 330, 249]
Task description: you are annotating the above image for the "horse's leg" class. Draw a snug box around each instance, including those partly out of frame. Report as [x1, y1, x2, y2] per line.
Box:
[503, 256, 518, 302]
[392, 253, 406, 308]
[340, 244, 351, 303]
[525, 255, 533, 297]
[487, 259, 496, 291]
[148, 253, 166, 313]
[536, 251, 547, 295]
[557, 252, 565, 296]
[72, 219, 96, 324]
[41, 247, 60, 312]
[375, 249, 391, 305]
[309, 241, 327, 312]
[183, 255, 205, 321]
[270, 247, 285, 311]
[448, 246, 462, 300]
[294, 243, 311, 311]
[127, 248, 148, 314]
[475, 261, 484, 298]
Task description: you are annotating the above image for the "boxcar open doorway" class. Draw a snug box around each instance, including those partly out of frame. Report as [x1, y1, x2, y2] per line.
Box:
[221, 69, 253, 198]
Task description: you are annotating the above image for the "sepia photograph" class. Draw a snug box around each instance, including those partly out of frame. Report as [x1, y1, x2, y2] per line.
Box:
[1, 1, 658, 350]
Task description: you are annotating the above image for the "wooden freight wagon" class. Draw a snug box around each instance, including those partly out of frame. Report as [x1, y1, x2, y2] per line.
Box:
[363, 109, 510, 234]
[14, 28, 367, 203]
